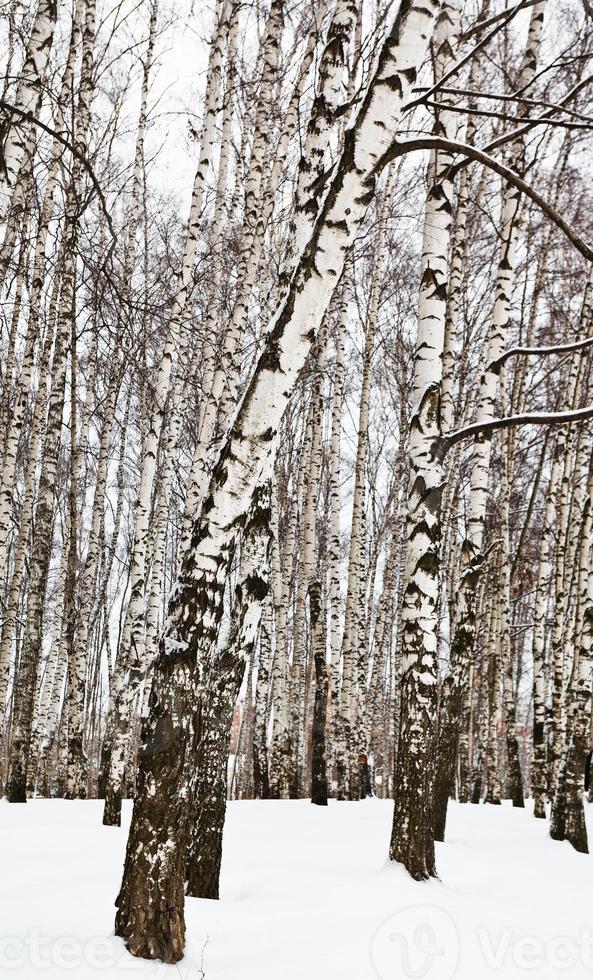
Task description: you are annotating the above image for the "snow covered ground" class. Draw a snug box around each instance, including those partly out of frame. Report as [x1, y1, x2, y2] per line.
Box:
[1, 797, 593, 979]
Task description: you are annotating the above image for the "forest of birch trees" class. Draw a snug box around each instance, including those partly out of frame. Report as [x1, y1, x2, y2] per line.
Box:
[2, 0, 593, 966]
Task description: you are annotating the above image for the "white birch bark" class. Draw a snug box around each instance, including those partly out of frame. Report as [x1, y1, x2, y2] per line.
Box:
[0, 0, 58, 221]
[550, 463, 593, 853]
[181, 0, 286, 537]
[4, 0, 97, 802]
[104, 1, 233, 804]
[466, 2, 547, 554]
[268, 479, 292, 798]
[116, 4, 440, 959]
[0, 275, 58, 719]
[388, 0, 459, 880]
[328, 307, 346, 732]
[253, 589, 273, 798]
[0, 0, 84, 581]
[531, 437, 563, 817]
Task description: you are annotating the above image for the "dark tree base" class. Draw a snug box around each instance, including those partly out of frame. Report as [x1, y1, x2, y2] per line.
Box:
[310, 598, 329, 808]
[6, 769, 27, 803]
[103, 785, 123, 826]
[550, 736, 589, 854]
[506, 734, 525, 808]
[470, 775, 482, 804]
[115, 875, 186, 963]
[389, 825, 437, 882]
[6, 788, 27, 803]
[186, 790, 226, 900]
[115, 783, 189, 964]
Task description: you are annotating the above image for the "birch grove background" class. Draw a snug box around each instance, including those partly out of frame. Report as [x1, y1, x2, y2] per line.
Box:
[2, 0, 593, 969]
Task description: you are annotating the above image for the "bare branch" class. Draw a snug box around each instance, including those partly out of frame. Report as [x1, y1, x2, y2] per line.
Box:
[423, 98, 593, 130]
[459, 0, 540, 42]
[489, 335, 593, 372]
[404, 0, 533, 113]
[0, 99, 118, 249]
[443, 405, 593, 454]
[382, 135, 593, 263]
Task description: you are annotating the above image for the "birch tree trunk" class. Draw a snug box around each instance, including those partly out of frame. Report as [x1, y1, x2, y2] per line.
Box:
[434, 0, 547, 839]
[0, 0, 84, 585]
[531, 438, 562, 817]
[4, 0, 98, 801]
[115, 4, 439, 959]
[0, 0, 58, 221]
[100, 1, 232, 824]
[388, 0, 458, 879]
[550, 468, 593, 853]
[253, 590, 273, 799]
[186, 477, 271, 898]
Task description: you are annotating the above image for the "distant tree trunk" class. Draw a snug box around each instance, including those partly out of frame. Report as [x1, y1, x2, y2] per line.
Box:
[327, 309, 345, 775]
[498, 430, 524, 807]
[310, 580, 329, 806]
[253, 593, 273, 799]
[101, 1, 232, 826]
[268, 487, 292, 799]
[550, 468, 593, 853]
[4, 20, 98, 794]
[483, 601, 502, 805]
[436, 0, 546, 837]
[531, 437, 563, 817]
[306, 339, 329, 807]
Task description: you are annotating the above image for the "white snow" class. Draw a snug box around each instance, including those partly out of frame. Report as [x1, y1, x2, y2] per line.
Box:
[1, 797, 593, 979]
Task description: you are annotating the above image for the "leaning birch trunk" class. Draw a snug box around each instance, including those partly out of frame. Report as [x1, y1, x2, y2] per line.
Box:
[114, 4, 440, 960]
[180, 0, 287, 537]
[181, 0, 357, 535]
[0, 0, 58, 221]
